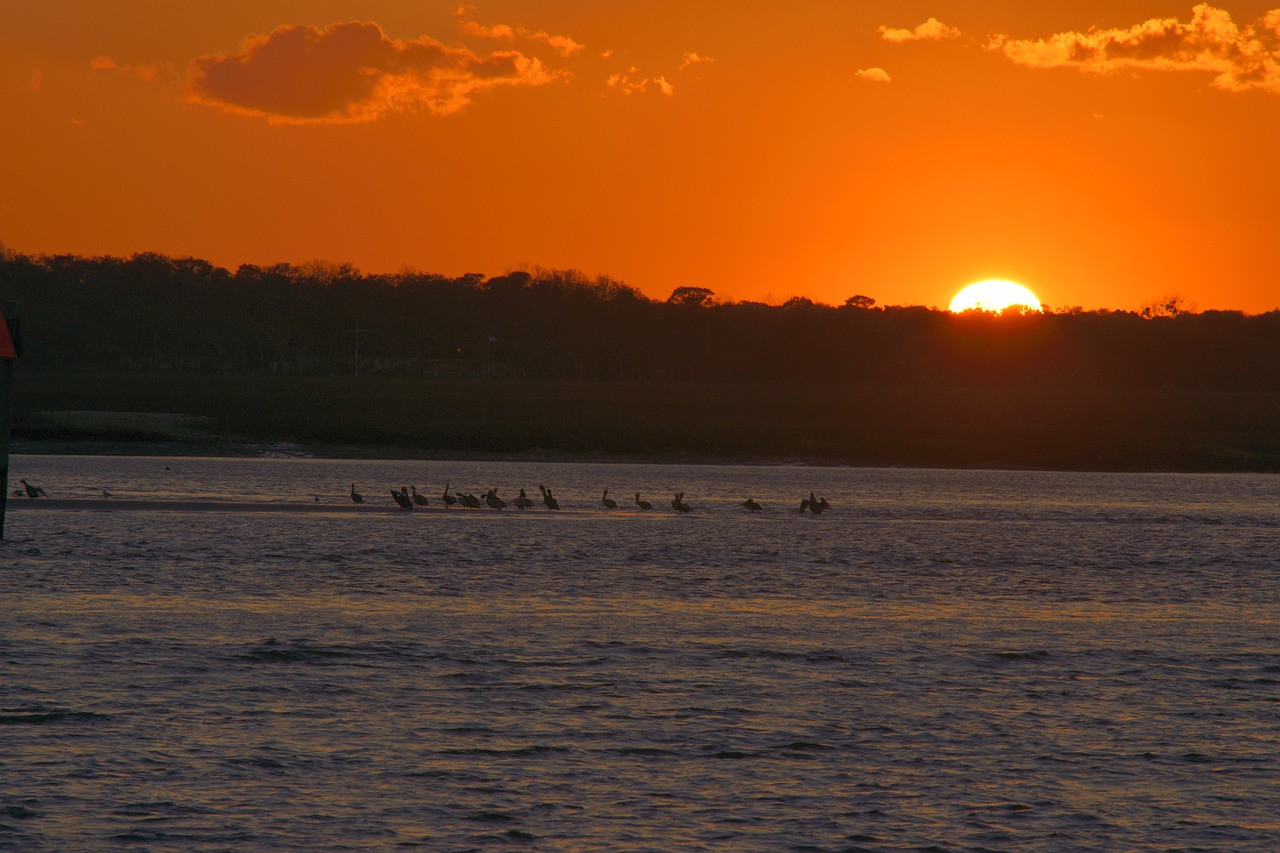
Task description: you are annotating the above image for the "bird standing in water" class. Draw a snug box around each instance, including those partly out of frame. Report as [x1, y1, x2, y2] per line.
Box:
[742, 498, 763, 512]
[672, 492, 692, 513]
[602, 490, 618, 509]
[411, 486, 429, 507]
[635, 493, 652, 510]
[350, 483, 363, 504]
[441, 484, 457, 508]
[20, 479, 47, 498]
[539, 484, 560, 510]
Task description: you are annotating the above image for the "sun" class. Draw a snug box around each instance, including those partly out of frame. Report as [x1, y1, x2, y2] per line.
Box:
[949, 280, 1042, 314]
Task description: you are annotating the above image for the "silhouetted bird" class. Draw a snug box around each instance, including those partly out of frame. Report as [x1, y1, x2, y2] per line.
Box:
[20, 479, 46, 498]
[350, 483, 364, 504]
[514, 488, 535, 509]
[411, 486, 429, 507]
[441, 484, 457, 508]
[485, 488, 507, 510]
[635, 492, 652, 510]
[602, 489, 618, 509]
[800, 492, 830, 514]
[539, 484, 560, 510]
[459, 491, 482, 509]
[672, 492, 692, 513]
[391, 487, 413, 510]
[742, 498, 763, 512]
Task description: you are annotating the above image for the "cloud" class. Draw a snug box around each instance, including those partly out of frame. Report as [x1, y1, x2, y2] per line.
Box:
[856, 67, 892, 83]
[880, 18, 962, 43]
[455, 7, 584, 57]
[91, 55, 164, 83]
[992, 3, 1280, 94]
[606, 66, 650, 95]
[679, 51, 715, 70]
[185, 21, 556, 123]
[459, 20, 516, 41]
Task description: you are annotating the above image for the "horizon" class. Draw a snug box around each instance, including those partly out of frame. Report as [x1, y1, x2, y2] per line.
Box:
[4, 2, 1280, 314]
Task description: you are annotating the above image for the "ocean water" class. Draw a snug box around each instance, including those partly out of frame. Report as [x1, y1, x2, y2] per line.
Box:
[2, 455, 1277, 851]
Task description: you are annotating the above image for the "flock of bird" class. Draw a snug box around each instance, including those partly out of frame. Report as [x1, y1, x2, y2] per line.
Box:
[10, 476, 833, 515]
[349, 483, 834, 515]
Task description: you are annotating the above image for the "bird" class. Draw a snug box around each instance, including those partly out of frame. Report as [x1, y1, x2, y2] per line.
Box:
[799, 498, 811, 514]
[602, 489, 618, 509]
[539, 484, 560, 510]
[635, 492, 652, 510]
[103, 489, 114, 499]
[514, 488, 535, 509]
[20, 479, 46, 498]
[485, 488, 507, 510]
[411, 486, 429, 507]
[672, 492, 692, 513]
[441, 484, 457, 508]
[350, 483, 364, 504]
[391, 487, 413, 510]
[459, 491, 482, 509]
[742, 498, 763, 512]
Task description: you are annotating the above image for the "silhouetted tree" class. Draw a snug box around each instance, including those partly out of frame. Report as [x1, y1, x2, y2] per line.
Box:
[666, 286, 715, 307]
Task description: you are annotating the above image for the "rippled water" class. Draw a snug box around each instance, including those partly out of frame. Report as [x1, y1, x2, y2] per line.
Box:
[2, 456, 1278, 851]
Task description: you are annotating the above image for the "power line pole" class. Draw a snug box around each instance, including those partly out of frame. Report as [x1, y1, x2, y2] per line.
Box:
[348, 320, 365, 378]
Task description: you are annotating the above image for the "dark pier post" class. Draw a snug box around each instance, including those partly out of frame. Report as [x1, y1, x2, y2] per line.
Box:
[0, 302, 20, 540]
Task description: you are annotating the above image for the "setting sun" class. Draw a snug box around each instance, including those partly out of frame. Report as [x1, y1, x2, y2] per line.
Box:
[949, 280, 1042, 314]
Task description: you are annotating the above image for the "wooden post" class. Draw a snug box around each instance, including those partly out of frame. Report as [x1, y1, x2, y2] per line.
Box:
[0, 302, 19, 539]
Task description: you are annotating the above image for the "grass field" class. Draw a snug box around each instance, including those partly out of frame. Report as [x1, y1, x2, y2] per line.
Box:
[12, 371, 1280, 471]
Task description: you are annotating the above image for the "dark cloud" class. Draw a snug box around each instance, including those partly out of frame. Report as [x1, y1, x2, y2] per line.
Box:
[186, 21, 555, 123]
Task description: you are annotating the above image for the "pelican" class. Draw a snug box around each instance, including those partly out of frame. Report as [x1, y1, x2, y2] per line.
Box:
[20, 479, 47, 498]
[799, 498, 810, 514]
[806, 492, 830, 514]
[391, 487, 414, 510]
[441, 484, 457, 508]
[742, 498, 763, 512]
[514, 488, 534, 509]
[485, 488, 507, 510]
[602, 489, 618, 509]
[672, 492, 692, 513]
[635, 492, 652, 510]
[539, 484, 560, 510]
[350, 483, 364, 504]
[459, 491, 482, 509]
[411, 486, 429, 507]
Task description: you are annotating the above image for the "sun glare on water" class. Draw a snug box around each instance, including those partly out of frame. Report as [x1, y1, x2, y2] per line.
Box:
[949, 280, 1042, 314]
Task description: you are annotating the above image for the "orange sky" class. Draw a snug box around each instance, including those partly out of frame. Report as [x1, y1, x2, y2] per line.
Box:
[4, 1, 1280, 312]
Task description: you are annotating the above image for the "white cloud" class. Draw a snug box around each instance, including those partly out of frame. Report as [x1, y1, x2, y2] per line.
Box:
[855, 67, 892, 83]
[993, 3, 1280, 95]
[880, 18, 962, 43]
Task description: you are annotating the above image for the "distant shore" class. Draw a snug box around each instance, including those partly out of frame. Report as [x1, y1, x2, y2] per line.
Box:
[11, 372, 1280, 473]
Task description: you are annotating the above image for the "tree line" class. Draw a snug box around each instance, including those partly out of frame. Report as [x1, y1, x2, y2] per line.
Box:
[3, 251, 1279, 390]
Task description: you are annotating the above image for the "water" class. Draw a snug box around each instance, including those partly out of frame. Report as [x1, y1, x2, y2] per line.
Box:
[2, 455, 1278, 851]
